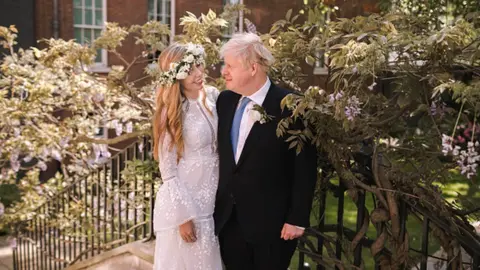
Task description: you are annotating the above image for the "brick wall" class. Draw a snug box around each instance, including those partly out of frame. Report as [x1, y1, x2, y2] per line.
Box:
[107, 0, 149, 82]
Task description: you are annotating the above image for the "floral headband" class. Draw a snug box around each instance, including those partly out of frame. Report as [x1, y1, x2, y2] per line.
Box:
[158, 43, 206, 87]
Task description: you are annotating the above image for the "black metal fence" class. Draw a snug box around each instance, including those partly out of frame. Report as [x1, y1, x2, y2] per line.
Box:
[11, 138, 480, 270]
[295, 181, 480, 270]
[12, 138, 157, 270]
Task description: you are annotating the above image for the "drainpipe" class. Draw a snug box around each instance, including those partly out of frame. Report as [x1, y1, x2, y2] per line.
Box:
[170, 0, 175, 43]
[53, 0, 59, 38]
[239, 0, 244, 32]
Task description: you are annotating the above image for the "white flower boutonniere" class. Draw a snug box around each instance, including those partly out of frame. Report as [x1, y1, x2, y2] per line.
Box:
[249, 104, 274, 124]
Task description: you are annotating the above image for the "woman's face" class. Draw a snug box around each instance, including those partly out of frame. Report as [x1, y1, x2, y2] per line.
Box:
[180, 64, 205, 93]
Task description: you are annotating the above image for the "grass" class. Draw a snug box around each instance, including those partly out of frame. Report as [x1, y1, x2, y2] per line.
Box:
[289, 173, 480, 269]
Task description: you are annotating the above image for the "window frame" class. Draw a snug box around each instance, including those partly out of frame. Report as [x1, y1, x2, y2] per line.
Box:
[73, 0, 108, 70]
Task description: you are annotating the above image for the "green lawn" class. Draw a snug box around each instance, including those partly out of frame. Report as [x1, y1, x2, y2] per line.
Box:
[289, 173, 480, 269]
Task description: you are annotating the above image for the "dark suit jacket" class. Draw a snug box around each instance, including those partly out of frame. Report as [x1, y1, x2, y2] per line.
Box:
[213, 83, 318, 243]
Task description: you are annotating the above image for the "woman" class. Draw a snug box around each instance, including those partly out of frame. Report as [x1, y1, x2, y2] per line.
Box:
[152, 43, 222, 269]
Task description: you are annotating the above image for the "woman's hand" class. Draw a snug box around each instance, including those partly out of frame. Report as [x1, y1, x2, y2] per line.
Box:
[179, 220, 197, 243]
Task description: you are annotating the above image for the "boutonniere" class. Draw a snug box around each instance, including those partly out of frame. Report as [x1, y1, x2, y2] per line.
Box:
[249, 104, 274, 124]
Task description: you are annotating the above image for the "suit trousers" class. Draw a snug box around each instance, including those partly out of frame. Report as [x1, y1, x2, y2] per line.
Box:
[219, 207, 298, 270]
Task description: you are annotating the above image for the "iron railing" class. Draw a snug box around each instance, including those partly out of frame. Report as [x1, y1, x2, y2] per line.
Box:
[12, 137, 157, 270]
[295, 179, 480, 270]
[11, 138, 480, 270]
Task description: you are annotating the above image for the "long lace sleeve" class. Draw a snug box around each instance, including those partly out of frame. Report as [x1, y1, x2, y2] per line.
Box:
[153, 133, 197, 232]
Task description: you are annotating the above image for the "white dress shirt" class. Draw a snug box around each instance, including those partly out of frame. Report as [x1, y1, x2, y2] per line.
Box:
[234, 78, 271, 162]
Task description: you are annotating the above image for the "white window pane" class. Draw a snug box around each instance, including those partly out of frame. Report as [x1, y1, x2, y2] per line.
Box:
[95, 10, 103, 25]
[94, 29, 102, 40]
[157, 1, 162, 14]
[148, 0, 154, 12]
[74, 28, 82, 43]
[95, 49, 102, 63]
[74, 8, 83, 24]
[224, 0, 239, 4]
[83, 29, 92, 43]
[74, 0, 82, 8]
[85, 9, 93, 25]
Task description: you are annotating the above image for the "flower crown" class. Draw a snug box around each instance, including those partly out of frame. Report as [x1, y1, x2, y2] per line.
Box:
[158, 43, 206, 87]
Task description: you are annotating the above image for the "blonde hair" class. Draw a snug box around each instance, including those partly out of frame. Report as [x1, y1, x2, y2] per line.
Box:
[153, 43, 211, 162]
[220, 33, 275, 69]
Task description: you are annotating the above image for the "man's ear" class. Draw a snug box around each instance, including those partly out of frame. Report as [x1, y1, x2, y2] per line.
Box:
[251, 62, 258, 77]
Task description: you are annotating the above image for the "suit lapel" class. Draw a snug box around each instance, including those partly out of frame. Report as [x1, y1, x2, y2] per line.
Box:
[235, 84, 278, 169]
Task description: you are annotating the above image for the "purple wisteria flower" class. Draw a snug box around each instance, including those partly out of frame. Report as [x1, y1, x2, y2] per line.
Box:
[0, 202, 4, 216]
[457, 141, 480, 179]
[112, 120, 123, 136]
[328, 91, 344, 103]
[344, 96, 362, 121]
[92, 93, 104, 103]
[430, 101, 446, 117]
[441, 134, 454, 155]
[59, 137, 70, 148]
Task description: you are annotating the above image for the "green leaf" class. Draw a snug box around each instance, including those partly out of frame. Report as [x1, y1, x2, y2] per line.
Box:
[305, 55, 316, 66]
[286, 9, 293, 21]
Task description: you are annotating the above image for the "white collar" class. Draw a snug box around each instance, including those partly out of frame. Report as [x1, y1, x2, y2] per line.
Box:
[244, 77, 271, 106]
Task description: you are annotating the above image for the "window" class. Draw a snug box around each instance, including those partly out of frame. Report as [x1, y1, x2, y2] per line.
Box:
[222, 0, 244, 38]
[148, 0, 171, 25]
[73, 0, 107, 67]
[147, 0, 173, 66]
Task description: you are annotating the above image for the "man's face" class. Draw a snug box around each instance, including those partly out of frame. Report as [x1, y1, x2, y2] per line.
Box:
[221, 52, 252, 94]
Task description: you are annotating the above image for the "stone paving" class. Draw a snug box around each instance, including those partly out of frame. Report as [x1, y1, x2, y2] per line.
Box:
[0, 236, 13, 270]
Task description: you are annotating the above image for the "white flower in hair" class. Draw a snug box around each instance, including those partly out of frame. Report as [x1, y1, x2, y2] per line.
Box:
[176, 71, 188, 80]
[158, 43, 206, 86]
[185, 54, 195, 63]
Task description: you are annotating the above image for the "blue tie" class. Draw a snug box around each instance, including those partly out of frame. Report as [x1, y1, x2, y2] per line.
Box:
[231, 97, 251, 159]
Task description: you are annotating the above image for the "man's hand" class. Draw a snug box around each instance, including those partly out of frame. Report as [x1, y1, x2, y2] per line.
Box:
[179, 220, 197, 243]
[281, 223, 304, 240]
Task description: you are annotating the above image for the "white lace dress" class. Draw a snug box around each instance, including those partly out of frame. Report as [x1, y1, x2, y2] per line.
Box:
[153, 86, 222, 270]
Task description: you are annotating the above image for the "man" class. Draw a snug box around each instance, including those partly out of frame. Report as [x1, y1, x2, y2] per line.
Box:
[214, 32, 318, 269]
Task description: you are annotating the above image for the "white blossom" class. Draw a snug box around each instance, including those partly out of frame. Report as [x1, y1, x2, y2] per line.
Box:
[138, 142, 144, 153]
[10, 161, 20, 172]
[38, 161, 47, 171]
[51, 149, 62, 161]
[441, 134, 454, 155]
[368, 82, 377, 91]
[23, 155, 33, 163]
[126, 122, 133, 133]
